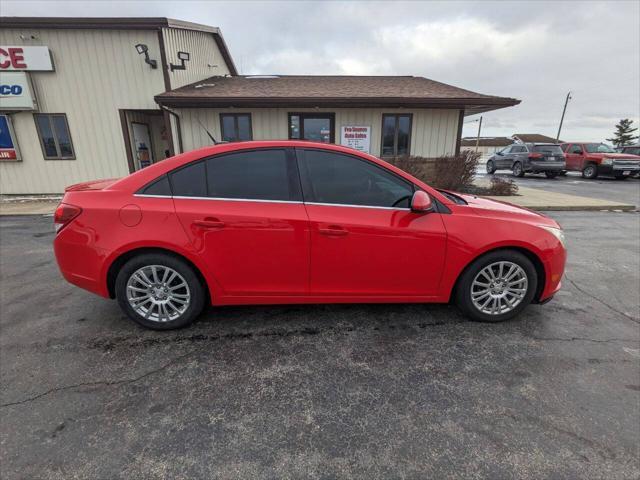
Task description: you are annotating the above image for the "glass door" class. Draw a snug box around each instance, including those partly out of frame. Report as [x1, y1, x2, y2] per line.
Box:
[288, 113, 335, 143]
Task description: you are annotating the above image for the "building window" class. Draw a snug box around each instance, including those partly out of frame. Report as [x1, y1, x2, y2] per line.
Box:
[381, 114, 412, 157]
[220, 113, 252, 142]
[34, 114, 75, 160]
[288, 113, 335, 143]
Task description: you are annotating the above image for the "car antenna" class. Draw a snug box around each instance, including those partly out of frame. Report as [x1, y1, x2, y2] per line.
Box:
[196, 118, 222, 144]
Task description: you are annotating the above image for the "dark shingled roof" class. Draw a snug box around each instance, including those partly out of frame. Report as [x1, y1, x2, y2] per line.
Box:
[512, 134, 561, 144]
[155, 75, 520, 114]
[460, 137, 513, 147]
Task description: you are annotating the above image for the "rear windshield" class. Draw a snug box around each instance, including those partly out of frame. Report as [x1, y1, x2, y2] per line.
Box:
[533, 145, 563, 154]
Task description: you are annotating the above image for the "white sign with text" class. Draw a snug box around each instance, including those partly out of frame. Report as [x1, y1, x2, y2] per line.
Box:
[340, 125, 371, 153]
[0, 46, 54, 71]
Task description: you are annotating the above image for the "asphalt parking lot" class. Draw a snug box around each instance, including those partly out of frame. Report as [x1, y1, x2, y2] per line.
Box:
[1, 209, 639, 478]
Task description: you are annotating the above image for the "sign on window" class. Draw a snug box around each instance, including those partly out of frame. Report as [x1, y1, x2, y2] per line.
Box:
[341, 126, 371, 153]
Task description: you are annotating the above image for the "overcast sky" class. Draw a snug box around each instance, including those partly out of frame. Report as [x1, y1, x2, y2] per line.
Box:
[3, 0, 639, 142]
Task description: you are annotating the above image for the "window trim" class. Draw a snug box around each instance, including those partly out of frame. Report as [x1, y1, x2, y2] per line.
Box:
[288, 112, 335, 143]
[296, 147, 415, 210]
[380, 113, 413, 157]
[219, 113, 253, 142]
[33, 113, 76, 160]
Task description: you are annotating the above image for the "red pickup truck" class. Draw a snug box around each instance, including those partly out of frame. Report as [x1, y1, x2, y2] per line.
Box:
[560, 142, 640, 179]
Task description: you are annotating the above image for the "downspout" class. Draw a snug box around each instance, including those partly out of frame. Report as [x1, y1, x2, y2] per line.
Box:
[160, 105, 184, 155]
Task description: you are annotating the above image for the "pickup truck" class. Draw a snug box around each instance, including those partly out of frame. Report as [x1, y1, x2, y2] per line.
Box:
[560, 142, 640, 179]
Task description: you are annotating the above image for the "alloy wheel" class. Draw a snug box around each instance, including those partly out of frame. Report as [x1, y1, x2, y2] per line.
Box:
[126, 265, 191, 322]
[470, 261, 528, 315]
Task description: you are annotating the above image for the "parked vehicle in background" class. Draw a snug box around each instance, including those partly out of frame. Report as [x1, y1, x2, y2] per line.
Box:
[486, 143, 566, 178]
[53, 141, 566, 330]
[618, 143, 640, 156]
[561, 142, 640, 179]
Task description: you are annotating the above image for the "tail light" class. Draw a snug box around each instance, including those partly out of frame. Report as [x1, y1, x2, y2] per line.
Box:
[528, 153, 544, 159]
[54, 203, 82, 232]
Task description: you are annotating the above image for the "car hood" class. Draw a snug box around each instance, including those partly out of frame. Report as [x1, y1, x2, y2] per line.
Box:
[587, 153, 640, 160]
[450, 192, 559, 228]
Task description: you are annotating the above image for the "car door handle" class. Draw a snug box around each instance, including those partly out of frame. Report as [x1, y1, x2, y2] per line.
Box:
[193, 218, 225, 229]
[318, 225, 348, 236]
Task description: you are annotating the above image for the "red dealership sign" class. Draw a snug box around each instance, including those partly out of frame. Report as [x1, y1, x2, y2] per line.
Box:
[0, 46, 54, 71]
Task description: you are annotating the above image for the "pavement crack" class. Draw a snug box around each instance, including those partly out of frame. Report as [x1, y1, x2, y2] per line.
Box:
[564, 273, 639, 324]
[0, 348, 198, 409]
[530, 336, 638, 344]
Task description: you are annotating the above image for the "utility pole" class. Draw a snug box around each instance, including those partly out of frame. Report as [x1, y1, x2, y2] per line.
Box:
[475, 116, 483, 152]
[556, 91, 572, 143]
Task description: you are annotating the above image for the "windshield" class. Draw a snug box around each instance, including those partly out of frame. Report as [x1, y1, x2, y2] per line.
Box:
[533, 145, 563, 154]
[585, 143, 616, 153]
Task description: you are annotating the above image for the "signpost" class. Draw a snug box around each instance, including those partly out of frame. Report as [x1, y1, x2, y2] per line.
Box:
[340, 126, 371, 153]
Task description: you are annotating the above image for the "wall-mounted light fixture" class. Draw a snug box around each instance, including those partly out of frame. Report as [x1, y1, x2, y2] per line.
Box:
[135, 44, 157, 69]
[170, 51, 190, 71]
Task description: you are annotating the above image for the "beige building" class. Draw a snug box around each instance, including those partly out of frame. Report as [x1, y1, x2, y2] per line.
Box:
[0, 17, 519, 194]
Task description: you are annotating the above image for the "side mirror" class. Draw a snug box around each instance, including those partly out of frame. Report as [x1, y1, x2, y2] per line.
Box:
[411, 191, 433, 213]
[497, 151, 503, 156]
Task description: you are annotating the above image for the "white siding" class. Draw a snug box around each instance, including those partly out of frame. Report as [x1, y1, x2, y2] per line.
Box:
[0, 28, 166, 194]
[162, 28, 231, 89]
[177, 107, 461, 158]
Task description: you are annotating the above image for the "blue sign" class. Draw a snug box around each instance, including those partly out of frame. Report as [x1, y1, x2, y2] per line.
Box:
[0, 84, 23, 95]
[0, 115, 19, 160]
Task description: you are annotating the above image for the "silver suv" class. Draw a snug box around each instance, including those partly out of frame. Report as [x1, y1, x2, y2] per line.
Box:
[486, 143, 566, 178]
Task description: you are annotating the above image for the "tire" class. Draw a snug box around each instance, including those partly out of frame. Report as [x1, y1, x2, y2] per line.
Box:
[512, 162, 525, 177]
[582, 164, 598, 179]
[486, 160, 496, 174]
[545, 171, 558, 179]
[559, 171, 567, 176]
[614, 174, 628, 180]
[455, 250, 538, 323]
[115, 253, 206, 330]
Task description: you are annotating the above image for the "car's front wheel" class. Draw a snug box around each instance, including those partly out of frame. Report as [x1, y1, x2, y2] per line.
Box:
[486, 160, 496, 174]
[455, 250, 538, 322]
[582, 164, 598, 179]
[115, 253, 206, 330]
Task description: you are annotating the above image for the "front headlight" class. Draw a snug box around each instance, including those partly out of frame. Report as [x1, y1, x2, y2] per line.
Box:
[602, 158, 613, 165]
[539, 225, 565, 247]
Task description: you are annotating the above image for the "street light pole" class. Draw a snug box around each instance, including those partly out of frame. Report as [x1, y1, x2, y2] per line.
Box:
[556, 91, 572, 143]
[475, 116, 483, 152]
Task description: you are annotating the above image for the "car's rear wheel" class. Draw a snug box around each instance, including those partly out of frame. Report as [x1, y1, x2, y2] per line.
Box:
[582, 164, 598, 179]
[512, 162, 525, 177]
[115, 253, 206, 330]
[455, 250, 537, 323]
[486, 160, 496, 174]
[545, 171, 559, 179]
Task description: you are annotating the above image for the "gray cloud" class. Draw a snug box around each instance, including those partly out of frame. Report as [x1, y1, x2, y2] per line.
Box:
[3, 0, 639, 142]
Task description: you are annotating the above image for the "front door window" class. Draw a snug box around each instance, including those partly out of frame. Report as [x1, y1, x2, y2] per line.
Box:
[289, 113, 335, 143]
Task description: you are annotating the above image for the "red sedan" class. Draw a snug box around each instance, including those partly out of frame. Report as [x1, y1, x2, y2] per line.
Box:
[53, 141, 566, 330]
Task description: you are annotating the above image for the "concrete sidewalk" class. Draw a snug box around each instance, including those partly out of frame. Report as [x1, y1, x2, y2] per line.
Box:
[486, 186, 637, 211]
[0, 186, 636, 215]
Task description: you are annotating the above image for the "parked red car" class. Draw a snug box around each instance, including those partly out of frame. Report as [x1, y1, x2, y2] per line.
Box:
[561, 142, 640, 179]
[53, 141, 566, 330]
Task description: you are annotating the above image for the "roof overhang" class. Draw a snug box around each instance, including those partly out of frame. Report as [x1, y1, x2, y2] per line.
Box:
[154, 95, 520, 113]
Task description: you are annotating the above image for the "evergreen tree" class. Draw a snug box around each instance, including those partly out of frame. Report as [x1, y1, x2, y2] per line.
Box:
[606, 119, 639, 147]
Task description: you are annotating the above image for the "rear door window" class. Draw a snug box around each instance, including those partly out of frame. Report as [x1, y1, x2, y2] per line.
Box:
[206, 149, 298, 201]
[169, 161, 207, 197]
